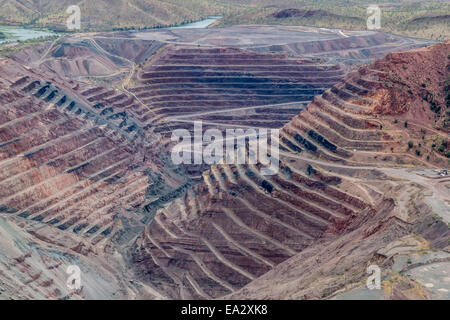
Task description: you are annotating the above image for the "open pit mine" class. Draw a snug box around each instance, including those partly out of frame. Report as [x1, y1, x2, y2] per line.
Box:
[0, 25, 448, 300]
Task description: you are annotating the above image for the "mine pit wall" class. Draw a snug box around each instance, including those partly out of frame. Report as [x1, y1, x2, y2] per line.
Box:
[130, 153, 380, 299]
[93, 38, 165, 65]
[226, 188, 450, 300]
[17, 79, 143, 145]
[122, 36, 435, 160]
[129, 41, 449, 299]
[127, 45, 349, 150]
[0, 61, 191, 253]
[284, 42, 449, 168]
[225, 198, 405, 300]
[251, 32, 433, 72]
[0, 84, 142, 237]
[0, 214, 131, 299]
[1, 33, 443, 299]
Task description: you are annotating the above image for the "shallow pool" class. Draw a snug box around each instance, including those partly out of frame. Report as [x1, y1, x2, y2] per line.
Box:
[171, 16, 222, 29]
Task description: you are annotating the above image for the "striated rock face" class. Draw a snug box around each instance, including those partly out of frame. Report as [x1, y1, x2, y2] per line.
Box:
[131, 41, 450, 300]
[285, 41, 450, 167]
[368, 41, 449, 117]
[128, 45, 345, 132]
[0, 215, 127, 300]
[0, 28, 447, 300]
[131, 160, 373, 299]
[0, 57, 187, 248]
[0, 53, 190, 299]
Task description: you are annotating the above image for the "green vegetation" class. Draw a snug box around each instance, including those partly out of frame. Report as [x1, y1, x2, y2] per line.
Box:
[0, 0, 235, 32]
[424, 92, 443, 119]
[437, 140, 450, 158]
[444, 76, 450, 130]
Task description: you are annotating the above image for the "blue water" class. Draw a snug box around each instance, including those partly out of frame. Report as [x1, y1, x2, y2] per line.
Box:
[0, 16, 220, 45]
[171, 16, 222, 29]
[0, 27, 54, 44]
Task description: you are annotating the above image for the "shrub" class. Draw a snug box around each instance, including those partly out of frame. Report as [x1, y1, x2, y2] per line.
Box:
[261, 180, 274, 193]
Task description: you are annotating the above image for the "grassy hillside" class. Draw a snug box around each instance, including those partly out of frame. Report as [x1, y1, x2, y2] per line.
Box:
[0, 0, 238, 31]
[215, 0, 450, 41]
[0, 0, 448, 40]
